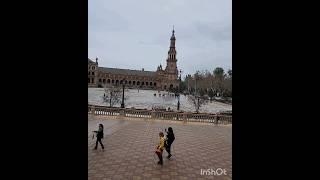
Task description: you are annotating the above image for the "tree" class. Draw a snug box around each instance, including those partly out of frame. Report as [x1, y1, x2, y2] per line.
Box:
[179, 80, 187, 93]
[222, 69, 232, 98]
[187, 95, 207, 113]
[184, 74, 193, 93]
[213, 67, 224, 79]
[102, 85, 122, 107]
[222, 77, 232, 97]
[199, 88, 205, 97]
[208, 88, 214, 100]
[227, 69, 232, 78]
[213, 67, 225, 95]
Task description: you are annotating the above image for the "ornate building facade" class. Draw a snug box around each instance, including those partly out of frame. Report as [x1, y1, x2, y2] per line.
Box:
[88, 29, 180, 91]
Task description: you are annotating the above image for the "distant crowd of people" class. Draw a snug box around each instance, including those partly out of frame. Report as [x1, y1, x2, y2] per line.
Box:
[153, 93, 177, 98]
[151, 106, 175, 112]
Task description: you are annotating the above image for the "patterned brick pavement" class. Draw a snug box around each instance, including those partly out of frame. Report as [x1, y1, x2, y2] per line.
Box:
[88, 115, 232, 180]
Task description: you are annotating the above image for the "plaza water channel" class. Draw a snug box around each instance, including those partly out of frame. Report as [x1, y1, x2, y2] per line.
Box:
[88, 88, 232, 114]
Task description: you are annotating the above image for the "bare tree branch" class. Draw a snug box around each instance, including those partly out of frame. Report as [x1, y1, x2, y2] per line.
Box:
[102, 85, 122, 107]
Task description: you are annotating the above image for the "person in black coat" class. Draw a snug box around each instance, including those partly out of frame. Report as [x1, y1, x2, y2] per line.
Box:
[93, 124, 104, 150]
[165, 127, 175, 159]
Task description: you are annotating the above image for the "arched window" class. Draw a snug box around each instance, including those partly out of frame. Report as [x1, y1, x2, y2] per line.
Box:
[99, 79, 102, 83]
[129, 81, 131, 85]
[92, 72, 95, 75]
[112, 79, 114, 84]
[142, 82, 144, 86]
[154, 82, 157, 86]
[150, 82, 152, 86]
[103, 79, 106, 83]
[146, 82, 148, 86]
[107, 79, 110, 83]
[137, 81, 140, 85]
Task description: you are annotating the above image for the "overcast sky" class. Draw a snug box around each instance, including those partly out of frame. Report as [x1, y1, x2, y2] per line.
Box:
[89, 0, 232, 76]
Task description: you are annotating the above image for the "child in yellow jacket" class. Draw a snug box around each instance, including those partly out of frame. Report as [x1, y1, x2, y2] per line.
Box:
[155, 132, 165, 165]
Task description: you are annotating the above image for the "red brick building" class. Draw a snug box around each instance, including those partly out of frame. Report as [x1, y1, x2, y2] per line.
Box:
[88, 29, 180, 91]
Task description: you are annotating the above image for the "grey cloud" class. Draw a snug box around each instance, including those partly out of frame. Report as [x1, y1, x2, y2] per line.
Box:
[195, 22, 232, 41]
[89, 5, 129, 32]
[89, 0, 232, 75]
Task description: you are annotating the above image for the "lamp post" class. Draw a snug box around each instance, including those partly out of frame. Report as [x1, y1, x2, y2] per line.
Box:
[177, 69, 182, 111]
[177, 94, 180, 111]
[121, 79, 125, 108]
[194, 74, 200, 113]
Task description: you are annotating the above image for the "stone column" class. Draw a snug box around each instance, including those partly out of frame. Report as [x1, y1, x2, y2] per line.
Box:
[91, 105, 95, 115]
[120, 109, 126, 117]
[151, 111, 156, 119]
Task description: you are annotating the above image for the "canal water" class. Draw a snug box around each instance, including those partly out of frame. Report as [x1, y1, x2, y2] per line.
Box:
[88, 88, 232, 113]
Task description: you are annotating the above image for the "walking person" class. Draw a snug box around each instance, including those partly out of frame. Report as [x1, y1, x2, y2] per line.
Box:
[93, 124, 104, 151]
[155, 132, 165, 165]
[165, 127, 175, 159]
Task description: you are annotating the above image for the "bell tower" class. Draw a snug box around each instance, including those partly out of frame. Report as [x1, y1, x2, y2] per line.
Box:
[165, 26, 178, 79]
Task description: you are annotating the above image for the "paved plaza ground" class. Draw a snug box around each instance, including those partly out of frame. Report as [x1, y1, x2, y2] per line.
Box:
[88, 115, 232, 180]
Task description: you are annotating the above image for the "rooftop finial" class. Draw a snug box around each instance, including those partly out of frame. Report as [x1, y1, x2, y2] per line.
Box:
[172, 25, 175, 34]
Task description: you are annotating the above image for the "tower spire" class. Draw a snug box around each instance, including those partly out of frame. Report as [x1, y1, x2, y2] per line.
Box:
[170, 26, 176, 48]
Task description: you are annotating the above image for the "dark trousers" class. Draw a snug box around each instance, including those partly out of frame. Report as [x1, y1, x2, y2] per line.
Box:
[95, 137, 104, 149]
[166, 143, 172, 155]
[156, 149, 163, 163]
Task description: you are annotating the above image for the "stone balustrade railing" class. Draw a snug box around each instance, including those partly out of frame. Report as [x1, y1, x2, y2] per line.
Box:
[88, 104, 232, 124]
